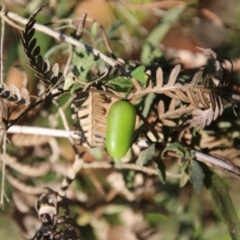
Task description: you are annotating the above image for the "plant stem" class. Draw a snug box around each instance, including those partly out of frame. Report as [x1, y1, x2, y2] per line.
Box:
[210, 173, 240, 240]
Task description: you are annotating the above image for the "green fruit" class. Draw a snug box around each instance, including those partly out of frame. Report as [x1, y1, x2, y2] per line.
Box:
[106, 100, 136, 159]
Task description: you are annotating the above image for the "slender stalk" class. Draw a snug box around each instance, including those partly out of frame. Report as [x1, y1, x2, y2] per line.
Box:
[210, 173, 240, 239]
[193, 150, 240, 173]
[7, 125, 80, 139]
[6, 125, 240, 177]
[0, 5, 5, 86]
[0, 133, 6, 208]
[0, 5, 6, 209]
[53, 159, 181, 179]
[0, 10, 129, 76]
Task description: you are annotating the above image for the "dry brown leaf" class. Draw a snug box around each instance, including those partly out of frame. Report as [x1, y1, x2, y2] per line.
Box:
[72, 88, 113, 148]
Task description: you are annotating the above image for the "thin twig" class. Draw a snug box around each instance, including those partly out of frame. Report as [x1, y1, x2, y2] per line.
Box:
[0, 11, 23, 30]
[99, 24, 114, 54]
[52, 45, 78, 150]
[193, 150, 240, 173]
[63, 45, 73, 77]
[52, 99, 75, 148]
[8, 90, 64, 128]
[82, 161, 181, 178]
[116, 162, 181, 178]
[0, 10, 129, 76]
[0, 133, 6, 209]
[7, 125, 80, 139]
[138, 140, 240, 176]
[76, 13, 87, 38]
[52, 94, 74, 120]
[6, 125, 240, 176]
[58, 154, 84, 197]
[0, 6, 6, 209]
[0, 5, 5, 85]
[82, 68, 110, 90]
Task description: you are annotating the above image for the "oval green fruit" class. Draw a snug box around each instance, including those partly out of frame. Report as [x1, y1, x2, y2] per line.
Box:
[106, 100, 136, 159]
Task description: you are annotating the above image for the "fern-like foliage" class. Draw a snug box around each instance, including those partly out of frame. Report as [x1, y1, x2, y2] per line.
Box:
[11, 133, 50, 147]
[72, 88, 112, 148]
[0, 83, 29, 133]
[4, 153, 50, 177]
[184, 106, 223, 129]
[21, 5, 64, 88]
[158, 99, 196, 127]
[0, 98, 10, 132]
[129, 65, 224, 128]
[129, 65, 216, 108]
[0, 83, 30, 105]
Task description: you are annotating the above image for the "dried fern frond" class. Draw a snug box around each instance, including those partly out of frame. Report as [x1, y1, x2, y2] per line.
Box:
[20, 5, 64, 88]
[11, 133, 50, 147]
[4, 154, 50, 177]
[179, 105, 223, 129]
[5, 171, 44, 195]
[129, 65, 224, 128]
[0, 83, 30, 105]
[129, 65, 219, 108]
[72, 88, 112, 148]
[184, 101, 223, 129]
[158, 99, 196, 127]
[0, 98, 11, 134]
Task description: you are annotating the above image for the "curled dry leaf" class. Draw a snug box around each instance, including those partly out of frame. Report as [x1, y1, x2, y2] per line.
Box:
[158, 99, 196, 127]
[184, 95, 223, 129]
[129, 65, 224, 121]
[72, 88, 114, 148]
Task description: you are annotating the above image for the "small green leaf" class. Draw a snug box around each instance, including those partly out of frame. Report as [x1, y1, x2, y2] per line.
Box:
[131, 66, 148, 87]
[70, 82, 83, 95]
[189, 159, 205, 194]
[78, 57, 96, 80]
[63, 74, 75, 90]
[180, 160, 191, 187]
[161, 142, 191, 159]
[136, 144, 156, 167]
[105, 75, 132, 92]
[180, 171, 189, 187]
[89, 148, 103, 160]
[72, 47, 96, 81]
[104, 204, 126, 214]
[104, 213, 122, 225]
[77, 212, 92, 226]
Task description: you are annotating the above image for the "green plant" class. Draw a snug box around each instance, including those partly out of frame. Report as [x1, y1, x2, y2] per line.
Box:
[0, 2, 240, 240]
